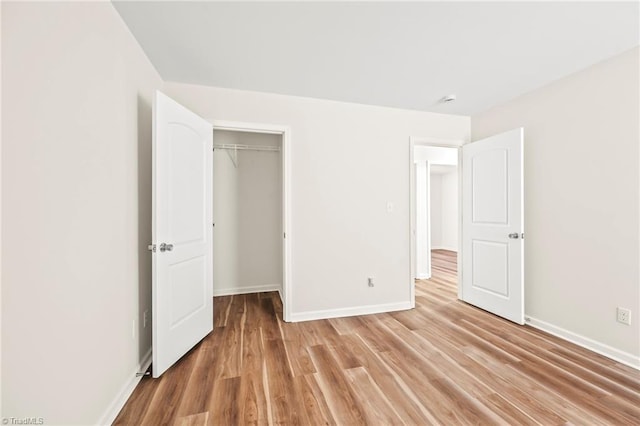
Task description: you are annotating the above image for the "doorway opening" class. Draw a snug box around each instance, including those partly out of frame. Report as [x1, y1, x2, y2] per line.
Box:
[212, 121, 292, 322]
[409, 138, 463, 306]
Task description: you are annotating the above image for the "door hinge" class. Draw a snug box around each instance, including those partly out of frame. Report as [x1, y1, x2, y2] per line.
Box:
[283, 232, 286, 239]
[147, 244, 156, 252]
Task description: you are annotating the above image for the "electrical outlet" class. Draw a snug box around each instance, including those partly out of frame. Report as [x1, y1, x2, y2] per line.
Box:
[617, 307, 631, 325]
[368, 277, 375, 287]
[143, 310, 149, 328]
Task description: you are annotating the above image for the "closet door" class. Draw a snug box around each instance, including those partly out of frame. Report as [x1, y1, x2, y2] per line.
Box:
[151, 91, 213, 377]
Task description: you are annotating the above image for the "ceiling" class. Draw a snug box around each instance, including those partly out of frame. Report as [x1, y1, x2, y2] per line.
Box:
[113, 1, 639, 116]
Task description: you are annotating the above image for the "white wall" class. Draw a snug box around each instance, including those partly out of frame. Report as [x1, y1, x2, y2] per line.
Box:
[2, 2, 162, 424]
[440, 170, 459, 251]
[430, 174, 443, 248]
[165, 82, 470, 319]
[472, 47, 639, 363]
[237, 133, 283, 291]
[213, 130, 283, 295]
[428, 169, 458, 252]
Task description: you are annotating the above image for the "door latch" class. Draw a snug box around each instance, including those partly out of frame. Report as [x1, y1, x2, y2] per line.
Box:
[508, 233, 520, 239]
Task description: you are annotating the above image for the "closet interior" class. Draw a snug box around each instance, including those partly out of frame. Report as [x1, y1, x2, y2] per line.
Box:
[212, 130, 283, 297]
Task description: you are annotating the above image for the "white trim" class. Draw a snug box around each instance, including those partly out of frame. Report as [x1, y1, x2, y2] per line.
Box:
[282, 125, 292, 322]
[213, 284, 282, 297]
[412, 161, 432, 281]
[425, 161, 432, 279]
[97, 348, 152, 425]
[416, 273, 431, 280]
[289, 301, 413, 323]
[211, 120, 286, 135]
[210, 120, 292, 322]
[409, 140, 416, 308]
[432, 246, 458, 252]
[456, 147, 463, 301]
[410, 136, 465, 148]
[526, 316, 640, 370]
[213, 143, 280, 152]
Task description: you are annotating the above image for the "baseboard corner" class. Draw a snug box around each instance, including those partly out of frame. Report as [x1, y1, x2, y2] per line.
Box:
[213, 283, 281, 297]
[289, 301, 413, 323]
[97, 347, 153, 425]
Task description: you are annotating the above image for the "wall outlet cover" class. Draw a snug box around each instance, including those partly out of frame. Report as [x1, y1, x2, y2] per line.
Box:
[616, 307, 631, 325]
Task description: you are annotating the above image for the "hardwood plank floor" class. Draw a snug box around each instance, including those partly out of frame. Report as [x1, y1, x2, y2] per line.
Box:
[115, 250, 640, 425]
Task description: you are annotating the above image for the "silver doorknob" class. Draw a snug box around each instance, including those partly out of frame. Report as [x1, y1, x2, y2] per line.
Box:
[508, 233, 520, 239]
[159, 243, 174, 252]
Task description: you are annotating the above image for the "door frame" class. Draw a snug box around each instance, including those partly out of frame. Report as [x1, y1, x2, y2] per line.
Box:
[409, 137, 465, 306]
[210, 120, 293, 322]
[415, 160, 432, 280]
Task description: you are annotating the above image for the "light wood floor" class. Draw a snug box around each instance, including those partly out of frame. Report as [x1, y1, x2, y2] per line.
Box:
[115, 250, 640, 425]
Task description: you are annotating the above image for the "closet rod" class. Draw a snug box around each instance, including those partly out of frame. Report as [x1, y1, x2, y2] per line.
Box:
[213, 143, 280, 152]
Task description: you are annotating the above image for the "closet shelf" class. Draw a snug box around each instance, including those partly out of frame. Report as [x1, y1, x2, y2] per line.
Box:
[213, 143, 280, 152]
[213, 143, 280, 168]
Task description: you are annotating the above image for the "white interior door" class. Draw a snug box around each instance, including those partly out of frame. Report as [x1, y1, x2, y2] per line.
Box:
[461, 128, 524, 324]
[152, 91, 213, 377]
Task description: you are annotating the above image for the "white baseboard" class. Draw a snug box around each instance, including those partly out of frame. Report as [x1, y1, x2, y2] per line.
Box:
[97, 347, 152, 425]
[213, 284, 281, 297]
[289, 301, 413, 323]
[526, 316, 640, 370]
[416, 273, 431, 279]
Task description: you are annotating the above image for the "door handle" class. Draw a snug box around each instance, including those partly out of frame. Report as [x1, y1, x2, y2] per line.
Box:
[508, 233, 520, 239]
[159, 243, 174, 252]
